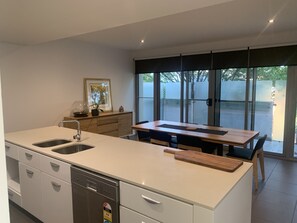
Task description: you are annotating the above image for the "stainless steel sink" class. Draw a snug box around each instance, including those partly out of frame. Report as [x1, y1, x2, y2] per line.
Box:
[33, 139, 72, 148]
[52, 144, 94, 154]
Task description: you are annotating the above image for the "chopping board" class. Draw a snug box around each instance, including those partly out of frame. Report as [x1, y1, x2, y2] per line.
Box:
[167, 150, 243, 172]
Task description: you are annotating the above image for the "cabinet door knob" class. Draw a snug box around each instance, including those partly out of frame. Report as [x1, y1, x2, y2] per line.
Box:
[5, 145, 10, 150]
[141, 195, 161, 204]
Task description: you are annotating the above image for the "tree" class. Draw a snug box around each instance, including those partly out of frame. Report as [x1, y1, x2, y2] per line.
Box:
[140, 67, 288, 83]
[221, 68, 246, 81]
[141, 73, 154, 82]
[257, 66, 287, 80]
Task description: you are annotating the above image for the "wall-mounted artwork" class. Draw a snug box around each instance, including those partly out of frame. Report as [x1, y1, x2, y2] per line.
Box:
[84, 78, 113, 112]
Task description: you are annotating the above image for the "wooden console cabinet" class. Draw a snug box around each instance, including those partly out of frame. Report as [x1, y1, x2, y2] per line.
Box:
[63, 111, 132, 137]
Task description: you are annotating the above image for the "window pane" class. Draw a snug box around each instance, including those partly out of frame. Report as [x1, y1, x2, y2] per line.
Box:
[254, 66, 287, 154]
[186, 70, 209, 124]
[138, 73, 154, 122]
[160, 72, 181, 121]
[219, 68, 247, 129]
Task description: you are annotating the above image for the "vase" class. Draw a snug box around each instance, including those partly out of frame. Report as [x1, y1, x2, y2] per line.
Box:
[91, 109, 99, 116]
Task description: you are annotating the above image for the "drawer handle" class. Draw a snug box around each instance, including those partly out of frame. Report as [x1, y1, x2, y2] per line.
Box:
[51, 181, 61, 189]
[141, 195, 161, 204]
[86, 186, 97, 192]
[50, 162, 60, 170]
[5, 145, 10, 150]
[25, 153, 33, 159]
[26, 169, 34, 176]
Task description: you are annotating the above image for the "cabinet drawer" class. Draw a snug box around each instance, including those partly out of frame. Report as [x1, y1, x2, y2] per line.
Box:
[120, 182, 193, 223]
[39, 155, 71, 182]
[97, 116, 118, 125]
[118, 113, 132, 121]
[118, 127, 131, 137]
[19, 163, 42, 220]
[78, 119, 92, 130]
[97, 123, 118, 134]
[5, 142, 19, 160]
[41, 173, 73, 223]
[63, 118, 91, 131]
[8, 188, 22, 206]
[19, 148, 40, 169]
[104, 130, 119, 137]
[120, 206, 160, 223]
[88, 125, 119, 137]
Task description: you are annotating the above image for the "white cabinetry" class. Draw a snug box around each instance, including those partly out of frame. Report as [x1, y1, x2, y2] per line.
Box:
[19, 148, 40, 168]
[120, 206, 161, 223]
[5, 142, 21, 206]
[40, 155, 73, 223]
[41, 172, 72, 223]
[120, 182, 193, 223]
[5, 141, 73, 223]
[18, 147, 42, 219]
[19, 163, 42, 219]
[5, 142, 19, 159]
[39, 155, 71, 182]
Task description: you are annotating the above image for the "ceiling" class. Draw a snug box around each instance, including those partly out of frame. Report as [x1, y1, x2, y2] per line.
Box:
[1, 0, 297, 51]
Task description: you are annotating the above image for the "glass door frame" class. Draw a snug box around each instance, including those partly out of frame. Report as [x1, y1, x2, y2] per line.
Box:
[207, 70, 219, 126]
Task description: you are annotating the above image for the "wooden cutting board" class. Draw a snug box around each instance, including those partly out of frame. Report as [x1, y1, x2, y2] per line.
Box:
[173, 150, 243, 172]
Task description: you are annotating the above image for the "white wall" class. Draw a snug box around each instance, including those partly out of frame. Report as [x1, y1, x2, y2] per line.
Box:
[0, 39, 134, 132]
[0, 74, 10, 222]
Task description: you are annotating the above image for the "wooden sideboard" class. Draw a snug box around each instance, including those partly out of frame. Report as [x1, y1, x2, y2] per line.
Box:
[63, 111, 132, 137]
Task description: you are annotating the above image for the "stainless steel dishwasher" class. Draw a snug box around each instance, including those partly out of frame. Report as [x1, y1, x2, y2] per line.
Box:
[71, 166, 119, 223]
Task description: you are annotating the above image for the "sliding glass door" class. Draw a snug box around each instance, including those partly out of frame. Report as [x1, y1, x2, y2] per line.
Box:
[253, 66, 287, 154]
[159, 72, 181, 121]
[135, 46, 297, 160]
[212, 66, 288, 156]
[218, 68, 248, 129]
[184, 70, 209, 125]
[138, 73, 154, 122]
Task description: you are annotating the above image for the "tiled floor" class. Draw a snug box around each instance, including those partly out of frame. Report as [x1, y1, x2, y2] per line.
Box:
[252, 157, 297, 223]
[8, 157, 297, 223]
[9, 201, 40, 223]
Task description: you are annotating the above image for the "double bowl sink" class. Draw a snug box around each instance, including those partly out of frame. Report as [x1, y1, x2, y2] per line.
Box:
[33, 139, 93, 154]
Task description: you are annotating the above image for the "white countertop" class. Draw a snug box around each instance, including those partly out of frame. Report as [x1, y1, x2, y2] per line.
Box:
[5, 126, 252, 210]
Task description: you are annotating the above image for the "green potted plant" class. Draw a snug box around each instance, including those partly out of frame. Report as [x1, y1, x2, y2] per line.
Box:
[90, 93, 100, 116]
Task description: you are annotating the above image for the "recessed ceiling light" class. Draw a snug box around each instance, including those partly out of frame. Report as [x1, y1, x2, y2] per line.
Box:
[269, 19, 274, 24]
[140, 39, 144, 44]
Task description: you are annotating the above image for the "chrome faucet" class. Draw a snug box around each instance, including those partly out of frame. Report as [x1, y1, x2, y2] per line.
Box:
[58, 120, 81, 142]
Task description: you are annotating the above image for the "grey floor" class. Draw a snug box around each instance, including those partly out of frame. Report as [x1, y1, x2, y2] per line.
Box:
[9, 202, 40, 223]
[8, 157, 297, 223]
[252, 157, 297, 223]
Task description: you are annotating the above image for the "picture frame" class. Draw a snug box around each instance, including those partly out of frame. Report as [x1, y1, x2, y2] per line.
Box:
[84, 78, 113, 112]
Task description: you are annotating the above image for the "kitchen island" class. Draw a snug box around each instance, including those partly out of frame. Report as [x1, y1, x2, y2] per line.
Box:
[5, 126, 253, 223]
